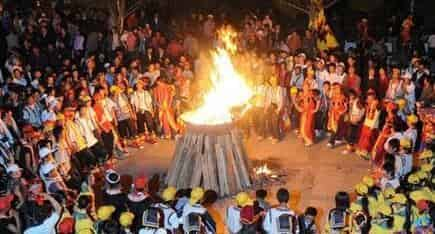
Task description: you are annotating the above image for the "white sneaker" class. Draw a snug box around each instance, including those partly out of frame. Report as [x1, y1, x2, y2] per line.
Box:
[326, 143, 333, 148]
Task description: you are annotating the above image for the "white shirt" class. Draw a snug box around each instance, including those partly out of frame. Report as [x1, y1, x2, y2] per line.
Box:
[41, 109, 57, 123]
[428, 34, 435, 48]
[76, 117, 98, 147]
[395, 154, 413, 178]
[380, 177, 400, 190]
[130, 90, 154, 113]
[404, 128, 418, 151]
[24, 212, 60, 234]
[263, 206, 298, 234]
[226, 205, 242, 234]
[152, 203, 179, 230]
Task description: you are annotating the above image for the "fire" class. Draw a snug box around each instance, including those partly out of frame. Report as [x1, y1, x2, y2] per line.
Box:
[255, 164, 273, 176]
[181, 27, 253, 125]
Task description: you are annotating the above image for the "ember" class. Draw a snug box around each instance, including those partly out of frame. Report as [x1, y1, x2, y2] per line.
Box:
[252, 163, 287, 188]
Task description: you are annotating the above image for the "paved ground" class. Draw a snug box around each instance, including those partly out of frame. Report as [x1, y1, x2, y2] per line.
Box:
[117, 133, 369, 233]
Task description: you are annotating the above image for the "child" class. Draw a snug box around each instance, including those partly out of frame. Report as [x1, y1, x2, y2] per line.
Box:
[263, 188, 299, 234]
[325, 191, 351, 233]
[298, 207, 318, 234]
[395, 138, 413, 180]
[343, 90, 365, 154]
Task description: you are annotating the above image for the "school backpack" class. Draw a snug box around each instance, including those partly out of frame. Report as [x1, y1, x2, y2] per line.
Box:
[277, 213, 298, 234]
[328, 208, 350, 233]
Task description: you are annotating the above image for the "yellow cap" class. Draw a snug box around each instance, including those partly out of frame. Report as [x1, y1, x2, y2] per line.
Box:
[97, 205, 115, 221]
[396, 99, 406, 109]
[110, 85, 121, 94]
[406, 114, 418, 124]
[162, 186, 177, 202]
[377, 203, 392, 216]
[399, 138, 411, 149]
[407, 174, 420, 184]
[75, 218, 94, 234]
[355, 183, 368, 195]
[127, 88, 134, 94]
[290, 87, 298, 95]
[362, 175, 374, 187]
[383, 187, 396, 199]
[421, 163, 433, 172]
[419, 150, 433, 159]
[119, 212, 135, 227]
[235, 192, 253, 207]
[80, 95, 91, 103]
[391, 193, 407, 204]
[350, 202, 362, 213]
[416, 170, 428, 180]
[410, 189, 432, 202]
[189, 187, 204, 205]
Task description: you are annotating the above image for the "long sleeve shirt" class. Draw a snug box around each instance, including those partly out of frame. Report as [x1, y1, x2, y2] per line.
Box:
[130, 90, 154, 113]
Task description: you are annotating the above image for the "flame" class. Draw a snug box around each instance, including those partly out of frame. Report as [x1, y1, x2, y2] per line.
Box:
[181, 27, 253, 125]
[255, 164, 273, 176]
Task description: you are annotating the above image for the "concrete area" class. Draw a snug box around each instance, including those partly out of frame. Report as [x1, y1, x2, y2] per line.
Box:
[117, 133, 369, 233]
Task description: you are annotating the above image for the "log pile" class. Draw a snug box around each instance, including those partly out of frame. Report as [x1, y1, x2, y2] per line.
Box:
[166, 122, 252, 197]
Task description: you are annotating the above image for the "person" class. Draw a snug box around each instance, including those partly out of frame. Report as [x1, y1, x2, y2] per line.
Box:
[263, 188, 299, 234]
[153, 77, 178, 139]
[325, 191, 351, 234]
[293, 81, 319, 146]
[150, 186, 179, 232]
[227, 193, 244, 234]
[327, 84, 347, 148]
[127, 175, 153, 232]
[119, 211, 135, 234]
[356, 92, 380, 159]
[394, 138, 413, 180]
[342, 90, 365, 154]
[0, 194, 21, 234]
[23, 193, 62, 234]
[181, 187, 215, 234]
[298, 207, 318, 234]
[130, 79, 158, 141]
[101, 170, 127, 220]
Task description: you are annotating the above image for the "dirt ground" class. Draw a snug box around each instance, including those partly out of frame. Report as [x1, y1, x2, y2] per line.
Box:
[117, 132, 369, 233]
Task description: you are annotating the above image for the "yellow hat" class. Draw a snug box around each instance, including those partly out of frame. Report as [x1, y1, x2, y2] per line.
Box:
[362, 175, 374, 187]
[355, 183, 368, 195]
[406, 115, 418, 124]
[80, 95, 91, 103]
[110, 85, 121, 94]
[97, 205, 115, 221]
[350, 202, 362, 213]
[383, 187, 396, 199]
[162, 186, 177, 202]
[416, 170, 428, 180]
[396, 99, 406, 109]
[407, 174, 420, 184]
[421, 163, 433, 172]
[399, 138, 411, 149]
[56, 113, 64, 121]
[419, 150, 433, 159]
[377, 203, 392, 216]
[189, 187, 204, 205]
[119, 212, 135, 227]
[75, 218, 94, 234]
[77, 230, 93, 234]
[410, 189, 432, 202]
[235, 192, 253, 207]
[391, 193, 407, 204]
[127, 88, 134, 94]
[290, 87, 298, 95]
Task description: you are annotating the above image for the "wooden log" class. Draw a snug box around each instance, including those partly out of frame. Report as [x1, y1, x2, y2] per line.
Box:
[231, 130, 251, 188]
[206, 138, 219, 193]
[224, 134, 242, 194]
[216, 144, 229, 196]
[166, 136, 186, 185]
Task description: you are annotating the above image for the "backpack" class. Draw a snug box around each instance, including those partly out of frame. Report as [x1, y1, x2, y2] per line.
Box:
[143, 207, 164, 229]
[277, 213, 297, 234]
[328, 208, 349, 233]
[184, 213, 203, 234]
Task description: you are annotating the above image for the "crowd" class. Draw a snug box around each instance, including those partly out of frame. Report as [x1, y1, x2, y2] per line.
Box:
[0, 1, 434, 234]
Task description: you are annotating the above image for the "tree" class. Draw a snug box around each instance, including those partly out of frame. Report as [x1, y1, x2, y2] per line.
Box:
[109, 0, 144, 33]
[275, 0, 340, 31]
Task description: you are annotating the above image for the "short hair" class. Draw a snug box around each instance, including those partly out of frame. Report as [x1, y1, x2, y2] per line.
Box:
[276, 188, 290, 203]
[102, 220, 120, 234]
[388, 138, 400, 152]
[305, 206, 318, 217]
[335, 191, 350, 209]
[256, 189, 267, 199]
[77, 195, 91, 209]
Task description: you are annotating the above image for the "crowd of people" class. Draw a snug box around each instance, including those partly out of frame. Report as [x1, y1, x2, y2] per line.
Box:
[0, 1, 434, 234]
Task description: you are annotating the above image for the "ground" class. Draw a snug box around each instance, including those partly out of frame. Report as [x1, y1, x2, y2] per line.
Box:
[117, 133, 369, 233]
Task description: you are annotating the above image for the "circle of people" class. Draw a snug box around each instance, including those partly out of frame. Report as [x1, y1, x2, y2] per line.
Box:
[0, 2, 434, 234]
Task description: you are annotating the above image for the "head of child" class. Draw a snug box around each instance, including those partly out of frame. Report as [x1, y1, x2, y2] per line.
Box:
[256, 189, 267, 201]
[277, 188, 289, 205]
[304, 207, 318, 224]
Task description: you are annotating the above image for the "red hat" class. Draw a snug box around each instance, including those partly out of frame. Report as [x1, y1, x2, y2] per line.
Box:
[58, 217, 75, 234]
[0, 194, 14, 212]
[134, 175, 148, 190]
[416, 200, 429, 211]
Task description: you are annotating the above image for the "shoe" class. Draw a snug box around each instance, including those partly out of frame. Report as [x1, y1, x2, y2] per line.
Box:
[257, 136, 264, 141]
[272, 139, 279, 144]
[326, 143, 333, 148]
[334, 140, 343, 145]
[305, 143, 313, 147]
[341, 149, 349, 155]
